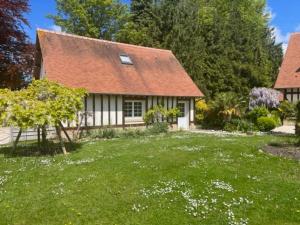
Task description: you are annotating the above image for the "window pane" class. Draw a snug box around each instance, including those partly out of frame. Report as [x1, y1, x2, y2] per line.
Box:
[134, 102, 142, 117]
[178, 103, 185, 117]
[120, 54, 133, 65]
[124, 102, 133, 117]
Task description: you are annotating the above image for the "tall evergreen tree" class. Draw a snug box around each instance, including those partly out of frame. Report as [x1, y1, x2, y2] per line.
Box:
[117, 0, 283, 98]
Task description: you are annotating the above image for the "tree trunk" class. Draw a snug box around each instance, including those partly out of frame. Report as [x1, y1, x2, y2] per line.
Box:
[59, 121, 72, 143]
[13, 128, 22, 152]
[55, 125, 68, 155]
[37, 127, 41, 149]
[41, 125, 48, 153]
[75, 113, 84, 139]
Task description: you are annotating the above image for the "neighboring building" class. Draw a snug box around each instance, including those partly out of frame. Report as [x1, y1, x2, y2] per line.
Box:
[34, 29, 203, 130]
[274, 33, 300, 103]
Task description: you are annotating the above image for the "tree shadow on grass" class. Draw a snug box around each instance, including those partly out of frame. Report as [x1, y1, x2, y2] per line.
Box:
[0, 141, 83, 158]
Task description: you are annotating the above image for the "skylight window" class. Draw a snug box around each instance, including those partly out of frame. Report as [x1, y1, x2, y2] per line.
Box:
[120, 54, 133, 65]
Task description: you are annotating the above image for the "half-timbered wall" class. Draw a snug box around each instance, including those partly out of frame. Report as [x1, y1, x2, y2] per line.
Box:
[283, 88, 300, 103]
[63, 94, 196, 128]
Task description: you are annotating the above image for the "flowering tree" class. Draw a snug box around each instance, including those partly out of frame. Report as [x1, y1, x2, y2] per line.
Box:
[249, 88, 280, 110]
[0, 79, 87, 154]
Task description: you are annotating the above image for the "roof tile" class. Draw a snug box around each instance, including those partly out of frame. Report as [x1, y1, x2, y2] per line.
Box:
[275, 33, 300, 89]
[37, 29, 204, 97]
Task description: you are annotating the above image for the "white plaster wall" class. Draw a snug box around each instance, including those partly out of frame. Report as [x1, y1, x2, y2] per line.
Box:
[147, 96, 152, 109]
[86, 96, 94, 126]
[102, 95, 109, 126]
[64, 95, 195, 128]
[40, 60, 45, 79]
[117, 96, 123, 125]
[190, 98, 195, 122]
[110, 96, 116, 125]
[95, 95, 101, 126]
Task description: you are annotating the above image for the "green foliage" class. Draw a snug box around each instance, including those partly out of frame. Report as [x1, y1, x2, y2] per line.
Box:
[278, 100, 296, 121]
[121, 128, 146, 138]
[148, 122, 169, 134]
[209, 92, 243, 120]
[102, 128, 117, 139]
[49, 0, 129, 40]
[246, 106, 270, 123]
[224, 119, 257, 132]
[0, 79, 86, 129]
[257, 116, 277, 132]
[295, 102, 300, 135]
[89, 128, 118, 139]
[118, 0, 282, 98]
[195, 99, 209, 124]
[143, 105, 180, 125]
[270, 110, 282, 126]
[202, 92, 243, 128]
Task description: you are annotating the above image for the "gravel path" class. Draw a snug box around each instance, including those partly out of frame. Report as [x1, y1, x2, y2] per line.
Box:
[271, 125, 295, 135]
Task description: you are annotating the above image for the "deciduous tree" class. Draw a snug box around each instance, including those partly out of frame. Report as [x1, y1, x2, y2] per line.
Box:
[0, 0, 34, 89]
[0, 80, 87, 154]
[49, 0, 129, 40]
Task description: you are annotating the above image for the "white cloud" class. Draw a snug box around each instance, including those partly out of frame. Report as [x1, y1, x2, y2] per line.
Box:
[49, 25, 62, 32]
[265, 6, 276, 21]
[273, 26, 290, 44]
[273, 24, 300, 54]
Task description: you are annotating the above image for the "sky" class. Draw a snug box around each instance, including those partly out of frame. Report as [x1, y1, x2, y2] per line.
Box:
[25, 0, 300, 52]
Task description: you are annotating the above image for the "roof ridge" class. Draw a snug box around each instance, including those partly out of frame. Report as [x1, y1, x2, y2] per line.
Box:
[290, 32, 300, 36]
[37, 28, 172, 53]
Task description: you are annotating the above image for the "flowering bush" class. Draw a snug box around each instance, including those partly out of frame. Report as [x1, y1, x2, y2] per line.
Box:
[249, 88, 280, 110]
[195, 99, 209, 124]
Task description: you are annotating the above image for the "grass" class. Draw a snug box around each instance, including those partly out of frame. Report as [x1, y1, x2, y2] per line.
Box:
[0, 132, 299, 225]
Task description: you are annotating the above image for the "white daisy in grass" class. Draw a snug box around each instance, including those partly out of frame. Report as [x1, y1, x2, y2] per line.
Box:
[0, 176, 8, 186]
[211, 180, 235, 192]
[175, 145, 206, 152]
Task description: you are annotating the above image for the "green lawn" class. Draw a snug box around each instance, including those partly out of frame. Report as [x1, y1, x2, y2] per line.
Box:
[0, 132, 299, 225]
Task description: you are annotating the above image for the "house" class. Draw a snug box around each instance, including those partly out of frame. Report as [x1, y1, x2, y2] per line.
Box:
[34, 29, 204, 130]
[274, 33, 300, 103]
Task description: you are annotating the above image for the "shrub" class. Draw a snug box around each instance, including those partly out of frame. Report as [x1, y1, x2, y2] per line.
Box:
[249, 87, 280, 109]
[89, 128, 117, 139]
[202, 92, 244, 129]
[257, 116, 277, 132]
[224, 119, 257, 132]
[121, 128, 145, 137]
[143, 105, 179, 125]
[278, 100, 296, 122]
[148, 122, 169, 134]
[247, 106, 269, 122]
[296, 102, 300, 135]
[195, 99, 209, 124]
[102, 128, 117, 139]
[270, 110, 282, 126]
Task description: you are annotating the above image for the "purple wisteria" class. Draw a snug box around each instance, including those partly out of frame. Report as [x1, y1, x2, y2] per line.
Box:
[249, 87, 280, 110]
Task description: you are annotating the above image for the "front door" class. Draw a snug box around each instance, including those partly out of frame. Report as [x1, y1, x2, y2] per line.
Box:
[177, 101, 189, 130]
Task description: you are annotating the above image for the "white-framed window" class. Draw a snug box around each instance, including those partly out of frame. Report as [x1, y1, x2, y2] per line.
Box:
[124, 100, 143, 118]
[120, 54, 133, 65]
[177, 102, 185, 117]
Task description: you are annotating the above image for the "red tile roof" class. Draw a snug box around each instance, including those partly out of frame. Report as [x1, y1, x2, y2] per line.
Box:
[36, 29, 203, 97]
[274, 33, 300, 89]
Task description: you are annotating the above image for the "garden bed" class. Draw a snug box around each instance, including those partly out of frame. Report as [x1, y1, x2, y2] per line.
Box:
[264, 144, 300, 160]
